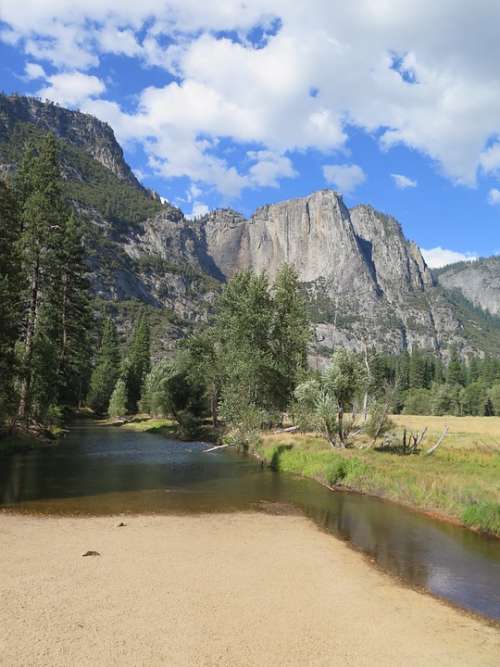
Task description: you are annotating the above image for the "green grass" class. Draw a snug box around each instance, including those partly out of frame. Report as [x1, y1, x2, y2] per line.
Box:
[121, 417, 178, 437]
[255, 431, 500, 537]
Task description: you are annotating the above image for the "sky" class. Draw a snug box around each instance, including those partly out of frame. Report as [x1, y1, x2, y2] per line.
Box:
[1, 1, 500, 267]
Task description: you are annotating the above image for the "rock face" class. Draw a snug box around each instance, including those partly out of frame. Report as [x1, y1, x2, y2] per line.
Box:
[436, 257, 500, 316]
[0, 94, 140, 187]
[195, 192, 468, 357]
[1, 93, 500, 359]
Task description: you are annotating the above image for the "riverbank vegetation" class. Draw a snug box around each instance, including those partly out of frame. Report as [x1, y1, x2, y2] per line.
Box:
[1, 131, 499, 536]
[255, 427, 500, 536]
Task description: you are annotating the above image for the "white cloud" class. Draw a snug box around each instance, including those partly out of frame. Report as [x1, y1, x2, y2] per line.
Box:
[24, 62, 45, 80]
[421, 247, 477, 268]
[480, 143, 500, 177]
[186, 201, 210, 219]
[5, 2, 500, 193]
[38, 72, 105, 107]
[323, 163, 366, 194]
[391, 173, 417, 189]
[247, 150, 297, 187]
[488, 188, 500, 206]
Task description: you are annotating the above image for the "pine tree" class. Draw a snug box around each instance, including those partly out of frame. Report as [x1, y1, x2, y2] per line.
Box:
[409, 349, 426, 389]
[16, 134, 67, 422]
[123, 311, 151, 413]
[0, 180, 23, 425]
[447, 348, 466, 386]
[87, 317, 121, 414]
[56, 213, 93, 406]
[14, 133, 94, 424]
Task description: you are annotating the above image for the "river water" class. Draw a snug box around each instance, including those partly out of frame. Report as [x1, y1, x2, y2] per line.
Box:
[1, 422, 499, 620]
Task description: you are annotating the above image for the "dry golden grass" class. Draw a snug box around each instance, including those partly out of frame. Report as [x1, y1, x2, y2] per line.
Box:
[257, 419, 500, 535]
[390, 414, 500, 451]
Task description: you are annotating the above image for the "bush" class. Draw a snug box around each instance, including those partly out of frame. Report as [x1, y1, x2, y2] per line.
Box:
[402, 388, 432, 415]
[364, 401, 395, 441]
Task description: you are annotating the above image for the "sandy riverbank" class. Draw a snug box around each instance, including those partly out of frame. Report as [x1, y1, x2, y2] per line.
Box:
[0, 512, 498, 666]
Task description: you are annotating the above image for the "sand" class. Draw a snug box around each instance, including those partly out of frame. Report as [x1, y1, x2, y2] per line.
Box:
[0, 512, 498, 666]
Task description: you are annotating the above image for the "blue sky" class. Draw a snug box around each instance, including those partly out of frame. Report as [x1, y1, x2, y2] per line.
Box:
[1, 1, 500, 267]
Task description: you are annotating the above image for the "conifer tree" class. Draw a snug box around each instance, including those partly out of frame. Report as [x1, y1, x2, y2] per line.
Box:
[14, 134, 94, 423]
[16, 134, 67, 422]
[447, 348, 466, 386]
[123, 311, 151, 413]
[0, 180, 23, 424]
[87, 317, 120, 414]
[56, 213, 93, 406]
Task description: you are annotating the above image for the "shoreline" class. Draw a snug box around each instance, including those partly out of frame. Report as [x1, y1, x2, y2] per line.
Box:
[254, 432, 500, 537]
[1, 512, 498, 666]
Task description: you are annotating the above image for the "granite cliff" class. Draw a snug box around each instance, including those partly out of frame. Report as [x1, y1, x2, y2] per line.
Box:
[1, 93, 499, 359]
[436, 256, 500, 317]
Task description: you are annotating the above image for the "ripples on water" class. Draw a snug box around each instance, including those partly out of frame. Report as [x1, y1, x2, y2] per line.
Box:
[1, 422, 499, 620]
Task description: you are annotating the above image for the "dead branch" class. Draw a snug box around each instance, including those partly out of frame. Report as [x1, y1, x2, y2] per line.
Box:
[203, 444, 229, 453]
[425, 427, 448, 456]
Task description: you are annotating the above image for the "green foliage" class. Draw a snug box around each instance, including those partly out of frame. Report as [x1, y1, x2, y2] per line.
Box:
[108, 379, 127, 418]
[270, 265, 311, 410]
[141, 357, 206, 438]
[402, 388, 432, 415]
[0, 180, 23, 424]
[122, 311, 151, 413]
[256, 433, 500, 536]
[12, 133, 94, 424]
[294, 351, 366, 446]
[87, 318, 121, 414]
[364, 401, 395, 441]
[212, 268, 310, 432]
[140, 359, 175, 417]
[0, 121, 162, 227]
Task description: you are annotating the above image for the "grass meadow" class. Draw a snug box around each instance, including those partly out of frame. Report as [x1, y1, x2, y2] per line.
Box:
[256, 415, 500, 536]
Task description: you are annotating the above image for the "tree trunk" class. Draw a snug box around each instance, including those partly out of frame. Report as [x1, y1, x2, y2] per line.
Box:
[17, 256, 40, 423]
[210, 385, 218, 427]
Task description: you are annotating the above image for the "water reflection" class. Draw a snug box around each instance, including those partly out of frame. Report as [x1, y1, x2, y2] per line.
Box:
[0, 422, 499, 619]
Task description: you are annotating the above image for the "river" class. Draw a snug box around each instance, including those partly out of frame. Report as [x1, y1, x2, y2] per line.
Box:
[1, 421, 499, 620]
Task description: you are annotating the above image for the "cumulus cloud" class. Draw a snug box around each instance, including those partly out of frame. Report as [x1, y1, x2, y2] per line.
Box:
[186, 201, 210, 219]
[391, 173, 417, 189]
[488, 188, 500, 206]
[24, 62, 45, 80]
[421, 247, 477, 268]
[481, 143, 500, 177]
[4, 2, 500, 194]
[323, 163, 366, 194]
[247, 150, 297, 187]
[38, 72, 105, 107]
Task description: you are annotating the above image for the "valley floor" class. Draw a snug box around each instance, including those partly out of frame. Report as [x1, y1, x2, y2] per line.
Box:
[0, 512, 499, 666]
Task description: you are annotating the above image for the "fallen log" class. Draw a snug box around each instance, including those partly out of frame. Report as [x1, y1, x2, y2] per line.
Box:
[203, 444, 229, 453]
[425, 426, 448, 456]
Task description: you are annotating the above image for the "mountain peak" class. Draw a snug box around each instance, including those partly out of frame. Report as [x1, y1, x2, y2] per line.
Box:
[0, 93, 141, 189]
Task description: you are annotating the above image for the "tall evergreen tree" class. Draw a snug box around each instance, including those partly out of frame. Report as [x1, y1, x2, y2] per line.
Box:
[13, 133, 94, 424]
[87, 317, 121, 414]
[447, 348, 466, 386]
[0, 180, 23, 425]
[16, 134, 67, 422]
[123, 311, 151, 413]
[56, 213, 93, 406]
